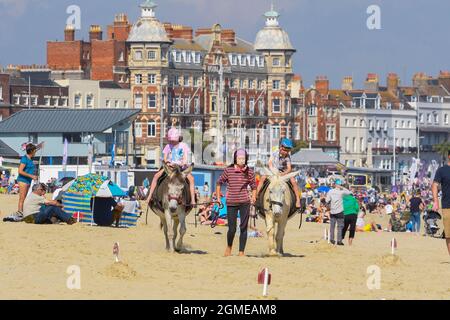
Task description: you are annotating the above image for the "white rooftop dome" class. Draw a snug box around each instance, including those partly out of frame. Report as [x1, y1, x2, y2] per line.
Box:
[127, 1, 171, 43]
[254, 5, 295, 51]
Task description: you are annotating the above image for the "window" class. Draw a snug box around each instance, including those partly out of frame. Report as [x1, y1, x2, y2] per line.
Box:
[194, 97, 200, 114]
[44, 97, 50, 106]
[419, 113, 424, 123]
[183, 75, 189, 87]
[174, 75, 180, 86]
[135, 74, 142, 84]
[31, 96, 38, 106]
[147, 94, 156, 108]
[345, 119, 349, 127]
[86, 95, 93, 108]
[395, 120, 399, 128]
[427, 113, 432, 123]
[326, 125, 336, 141]
[258, 100, 264, 116]
[134, 50, 143, 60]
[360, 137, 365, 152]
[408, 121, 412, 128]
[135, 122, 142, 138]
[272, 99, 281, 113]
[134, 94, 143, 109]
[369, 120, 373, 130]
[194, 77, 200, 87]
[353, 119, 357, 127]
[258, 56, 265, 67]
[148, 50, 156, 60]
[0, 86, 2, 101]
[62, 133, 82, 143]
[106, 100, 111, 108]
[240, 55, 247, 66]
[184, 97, 190, 113]
[147, 121, 156, 137]
[124, 100, 129, 108]
[52, 98, 58, 106]
[231, 98, 237, 115]
[384, 120, 388, 131]
[74, 94, 81, 108]
[175, 51, 182, 62]
[211, 96, 217, 112]
[273, 57, 281, 66]
[445, 114, 449, 124]
[249, 98, 255, 116]
[434, 113, 439, 123]
[28, 133, 38, 144]
[258, 80, 263, 90]
[271, 125, 281, 139]
[308, 123, 317, 140]
[148, 74, 156, 84]
[231, 54, 238, 65]
[194, 52, 201, 64]
[345, 137, 350, 152]
[210, 79, 216, 91]
[239, 79, 244, 89]
[249, 56, 256, 67]
[353, 137, 357, 153]
[185, 51, 191, 63]
[285, 99, 290, 114]
[273, 80, 281, 90]
[249, 79, 254, 89]
[240, 97, 246, 115]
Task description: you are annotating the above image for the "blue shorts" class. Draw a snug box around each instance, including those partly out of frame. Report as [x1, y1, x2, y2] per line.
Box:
[17, 176, 32, 185]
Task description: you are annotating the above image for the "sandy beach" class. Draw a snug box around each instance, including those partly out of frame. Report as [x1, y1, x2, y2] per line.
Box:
[0, 194, 449, 300]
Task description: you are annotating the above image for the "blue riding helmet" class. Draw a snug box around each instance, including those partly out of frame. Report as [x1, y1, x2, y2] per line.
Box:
[280, 138, 294, 149]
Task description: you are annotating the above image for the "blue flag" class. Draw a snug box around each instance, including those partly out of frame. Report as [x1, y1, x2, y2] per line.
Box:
[110, 144, 115, 167]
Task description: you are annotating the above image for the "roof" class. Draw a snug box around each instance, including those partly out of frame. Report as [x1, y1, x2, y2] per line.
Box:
[254, 26, 295, 51]
[0, 139, 19, 157]
[99, 81, 124, 89]
[127, 17, 171, 43]
[0, 109, 140, 134]
[291, 149, 340, 166]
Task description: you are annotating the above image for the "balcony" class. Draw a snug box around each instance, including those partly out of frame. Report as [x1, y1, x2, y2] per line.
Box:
[372, 147, 417, 155]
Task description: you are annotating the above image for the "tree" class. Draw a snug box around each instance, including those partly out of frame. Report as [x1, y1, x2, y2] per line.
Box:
[292, 140, 309, 155]
[433, 141, 450, 163]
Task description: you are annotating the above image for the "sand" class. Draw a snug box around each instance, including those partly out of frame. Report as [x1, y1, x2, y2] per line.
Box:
[0, 194, 449, 300]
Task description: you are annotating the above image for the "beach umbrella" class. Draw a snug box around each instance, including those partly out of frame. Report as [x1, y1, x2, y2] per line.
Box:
[61, 173, 126, 198]
[317, 186, 331, 193]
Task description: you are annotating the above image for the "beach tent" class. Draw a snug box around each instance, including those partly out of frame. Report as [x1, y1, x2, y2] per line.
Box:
[61, 173, 126, 224]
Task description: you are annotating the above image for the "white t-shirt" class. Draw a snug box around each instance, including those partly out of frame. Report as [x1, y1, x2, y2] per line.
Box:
[23, 192, 45, 218]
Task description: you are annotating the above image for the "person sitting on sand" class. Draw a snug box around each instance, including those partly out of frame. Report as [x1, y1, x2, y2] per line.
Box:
[199, 203, 213, 225]
[22, 183, 76, 225]
[356, 210, 381, 232]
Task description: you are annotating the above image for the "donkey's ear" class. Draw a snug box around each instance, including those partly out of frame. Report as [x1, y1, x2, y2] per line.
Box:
[281, 170, 300, 182]
[182, 163, 194, 178]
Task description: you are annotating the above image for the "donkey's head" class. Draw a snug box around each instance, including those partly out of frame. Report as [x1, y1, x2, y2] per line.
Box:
[164, 163, 193, 213]
[263, 167, 299, 216]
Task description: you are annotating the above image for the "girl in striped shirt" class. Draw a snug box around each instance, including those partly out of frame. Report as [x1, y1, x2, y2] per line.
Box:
[216, 149, 256, 257]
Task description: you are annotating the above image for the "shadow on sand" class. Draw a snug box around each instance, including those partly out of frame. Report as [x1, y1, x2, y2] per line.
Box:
[246, 253, 306, 259]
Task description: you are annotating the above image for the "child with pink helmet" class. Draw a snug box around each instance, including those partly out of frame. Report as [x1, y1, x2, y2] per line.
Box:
[147, 127, 196, 206]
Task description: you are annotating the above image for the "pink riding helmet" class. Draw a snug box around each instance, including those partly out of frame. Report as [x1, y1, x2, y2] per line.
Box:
[167, 127, 180, 142]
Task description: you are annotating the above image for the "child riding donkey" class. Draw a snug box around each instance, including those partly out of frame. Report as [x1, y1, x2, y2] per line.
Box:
[147, 128, 196, 207]
[256, 138, 301, 209]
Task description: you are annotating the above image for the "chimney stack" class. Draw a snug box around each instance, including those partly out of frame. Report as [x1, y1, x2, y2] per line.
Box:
[412, 72, 429, 87]
[89, 25, 103, 41]
[342, 76, 353, 91]
[315, 75, 329, 95]
[387, 73, 400, 95]
[64, 24, 75, 42]
[365, 73, 379, 92]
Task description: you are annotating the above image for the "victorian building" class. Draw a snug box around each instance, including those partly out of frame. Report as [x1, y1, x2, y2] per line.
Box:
[127, 1, 298, 167]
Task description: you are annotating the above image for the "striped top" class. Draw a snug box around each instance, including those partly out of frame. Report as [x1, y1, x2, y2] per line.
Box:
[217, 166, 256, 205]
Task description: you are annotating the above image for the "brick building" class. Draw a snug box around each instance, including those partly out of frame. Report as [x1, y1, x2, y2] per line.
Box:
[127, 1, 298, 166]
[47, 14, 131, 86]
[294, 76, 341, 159]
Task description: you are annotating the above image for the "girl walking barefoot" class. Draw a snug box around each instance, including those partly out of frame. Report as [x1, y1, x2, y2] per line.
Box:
[216, 149, 256, 257]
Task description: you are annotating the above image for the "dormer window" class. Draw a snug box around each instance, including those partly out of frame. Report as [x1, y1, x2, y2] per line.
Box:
[134, 50, 143, 61]
[273, 57, 281, 66]
[257, 56, 265, 67]
[240, 55, 247, 66]
[194, 52, 201, 64]
[249, 56, 256, 67]
[148, 50, 156, 60]
[185, 51, 191, 63]
[175, 51, 182, 63]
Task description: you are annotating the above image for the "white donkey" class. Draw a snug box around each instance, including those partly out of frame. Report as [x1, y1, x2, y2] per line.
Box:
[258, 167, 300, 256]
[151, 163, 193, 253]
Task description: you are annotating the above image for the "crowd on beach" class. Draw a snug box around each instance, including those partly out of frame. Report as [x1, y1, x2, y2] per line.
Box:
[2, 130, 449, 259]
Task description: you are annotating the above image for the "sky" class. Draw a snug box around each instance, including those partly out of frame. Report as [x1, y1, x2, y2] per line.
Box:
[1, 0, 450, 88]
